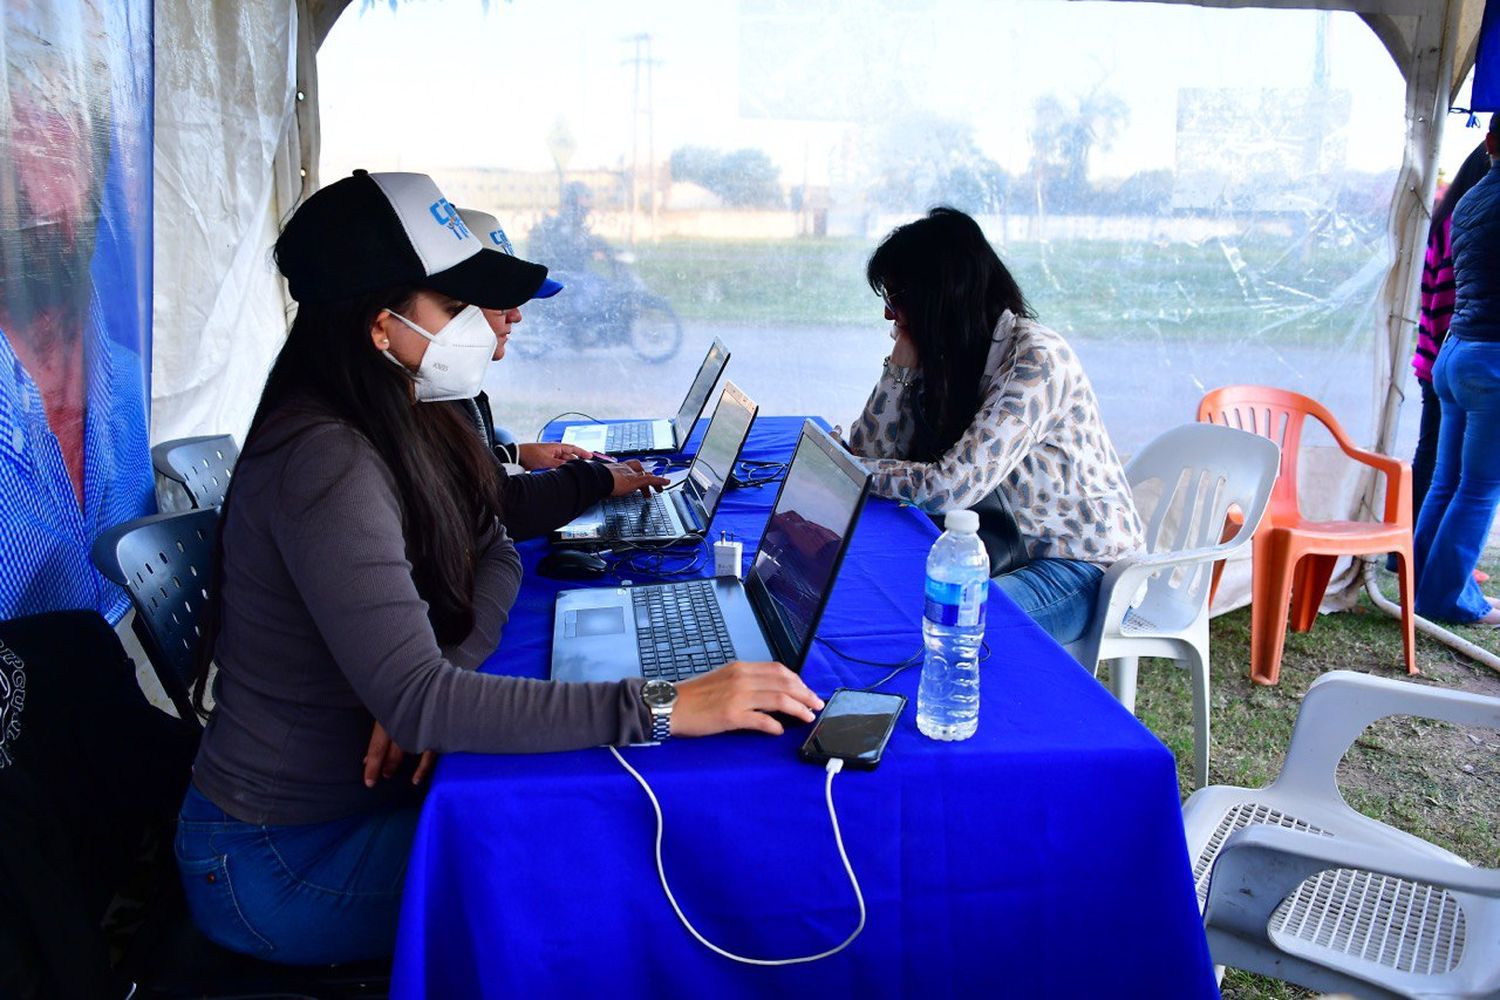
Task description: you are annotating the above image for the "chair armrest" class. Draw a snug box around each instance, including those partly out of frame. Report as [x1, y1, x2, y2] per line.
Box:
[1089, 538, 1250, 641]
[1273, 671, 1500, 802]
[1324, 436, 1411, 526]
[1205, 826, 1500, 944]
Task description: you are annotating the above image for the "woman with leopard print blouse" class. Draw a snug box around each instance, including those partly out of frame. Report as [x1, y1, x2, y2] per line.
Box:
[846, 208, 1144, 644]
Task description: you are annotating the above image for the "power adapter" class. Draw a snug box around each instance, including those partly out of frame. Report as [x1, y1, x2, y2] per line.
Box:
[713, 531, 743, 579]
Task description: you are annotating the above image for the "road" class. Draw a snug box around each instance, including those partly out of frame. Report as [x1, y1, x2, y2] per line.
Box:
[481, 321, 1420, 462]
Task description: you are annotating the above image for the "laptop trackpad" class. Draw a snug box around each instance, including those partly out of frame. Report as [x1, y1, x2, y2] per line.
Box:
[567, 607, 626, 638]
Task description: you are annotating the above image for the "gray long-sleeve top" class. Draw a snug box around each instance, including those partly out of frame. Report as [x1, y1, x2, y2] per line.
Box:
[191, 405, 650, 825]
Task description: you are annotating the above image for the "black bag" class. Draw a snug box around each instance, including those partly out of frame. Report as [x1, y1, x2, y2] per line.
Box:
[0, 611, 199, 1000]
[931, 485, 1030, 578]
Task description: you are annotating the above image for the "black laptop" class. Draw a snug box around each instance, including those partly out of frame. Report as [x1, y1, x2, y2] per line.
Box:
[551, 382, 757, 548]
[550, 421, 871, 683]
[558, 339, 729, 456]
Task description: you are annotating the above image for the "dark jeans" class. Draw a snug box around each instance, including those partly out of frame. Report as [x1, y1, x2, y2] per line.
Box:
[1413, 339, 1500, 623]
[1412, 376, 1443, 514]
[993, 558, 1105, 645]
[174, 784, 419, 966]
[1390, 377, 1442, 573]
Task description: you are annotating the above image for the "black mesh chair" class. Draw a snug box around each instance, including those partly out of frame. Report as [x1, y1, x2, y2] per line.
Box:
[90, 508, 218, 724]
[89, 511, 393, 996]
[151, 435, 239, 509]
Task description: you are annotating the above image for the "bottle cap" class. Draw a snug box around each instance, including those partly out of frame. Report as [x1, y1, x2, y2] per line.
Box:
[944, 510, 979, 534]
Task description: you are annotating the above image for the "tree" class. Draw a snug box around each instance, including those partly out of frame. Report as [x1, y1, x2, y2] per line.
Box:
[867, 114, 1010, 214]
[1027, 87, 1129, 212]
[668, 146, 783, 208]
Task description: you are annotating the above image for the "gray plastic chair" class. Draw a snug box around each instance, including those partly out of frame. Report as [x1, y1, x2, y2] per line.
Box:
[1065, 423, 1280, 789]
[91, 508, 218, 724]
[1193, 670, 1500, 997]
[151, 435, 238, 509]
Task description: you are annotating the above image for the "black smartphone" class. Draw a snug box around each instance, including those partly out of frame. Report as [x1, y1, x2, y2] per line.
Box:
[799, 688, 907, 770]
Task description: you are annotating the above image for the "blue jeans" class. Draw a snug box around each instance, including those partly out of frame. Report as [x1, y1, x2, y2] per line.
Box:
[994, 558, 1104, 645]
[174, 784, 419, 965]
[1413, 338, 1500, 623]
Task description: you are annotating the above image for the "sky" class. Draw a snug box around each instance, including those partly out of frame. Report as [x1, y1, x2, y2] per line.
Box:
[318, 0, 1482, 192]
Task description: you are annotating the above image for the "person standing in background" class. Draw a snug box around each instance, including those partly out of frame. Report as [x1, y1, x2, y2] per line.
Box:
[1413, 116, 1500, 624]
[1406, 142, 1491, 534]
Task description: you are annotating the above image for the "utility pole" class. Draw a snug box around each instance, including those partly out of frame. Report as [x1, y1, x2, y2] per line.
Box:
[624, 33, 659, 245]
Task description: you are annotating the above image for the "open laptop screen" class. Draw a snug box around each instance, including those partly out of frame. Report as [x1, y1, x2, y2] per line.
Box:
[671, 339, 729, 440]
[686, 383, 755, 515]
[746, 425, 869, 668]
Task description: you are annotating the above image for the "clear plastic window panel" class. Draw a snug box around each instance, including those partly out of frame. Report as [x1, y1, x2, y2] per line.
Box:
[320, 0, 1456, 463]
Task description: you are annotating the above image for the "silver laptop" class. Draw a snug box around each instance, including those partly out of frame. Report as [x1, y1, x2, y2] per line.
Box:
[551, 421, 871, 684]
[559, 339, 730, 456]
[552, 382, 758, 548]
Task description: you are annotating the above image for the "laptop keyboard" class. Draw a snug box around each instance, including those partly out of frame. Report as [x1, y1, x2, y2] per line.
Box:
[603, 493, 674, 537]
[601, 490, 703, 539]
[605, 421, 655, 453]
[633, 580, 737, 681]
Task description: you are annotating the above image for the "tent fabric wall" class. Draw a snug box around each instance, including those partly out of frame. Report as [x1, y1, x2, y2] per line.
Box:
[150, 0, 302, 447]
[148, 0, 1488, 616]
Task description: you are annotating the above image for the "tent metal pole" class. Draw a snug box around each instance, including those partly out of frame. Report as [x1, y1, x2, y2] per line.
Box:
[1361, 558, 1500, 674]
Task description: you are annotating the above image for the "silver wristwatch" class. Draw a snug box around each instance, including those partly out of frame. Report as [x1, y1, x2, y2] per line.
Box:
[641, 679, 677, 742]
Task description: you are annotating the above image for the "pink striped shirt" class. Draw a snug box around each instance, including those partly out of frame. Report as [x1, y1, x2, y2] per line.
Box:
[1413, 219, 1456, 383]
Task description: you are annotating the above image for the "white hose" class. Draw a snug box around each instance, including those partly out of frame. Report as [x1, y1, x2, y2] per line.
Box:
[1361, 558, 1500, 673]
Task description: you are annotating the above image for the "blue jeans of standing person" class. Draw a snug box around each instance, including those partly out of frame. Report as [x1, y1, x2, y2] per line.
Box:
[174, 783, 419, 965]
[1413, 338, 1500, 623]
[994, 558, 1105, 645]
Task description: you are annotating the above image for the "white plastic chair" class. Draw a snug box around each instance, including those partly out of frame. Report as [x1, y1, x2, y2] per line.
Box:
[1189, 670, 1500, 998]
[1066, 423, 1280, 789]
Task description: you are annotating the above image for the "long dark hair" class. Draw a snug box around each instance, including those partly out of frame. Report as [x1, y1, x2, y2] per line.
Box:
[191, 284, 504, 712]
[866, 207, 1033, 461]
[1434, 141, 1491, 231]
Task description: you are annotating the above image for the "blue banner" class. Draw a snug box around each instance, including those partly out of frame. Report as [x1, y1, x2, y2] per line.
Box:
[1475, 0, 1500, 111]
[0, 1, 154, 622]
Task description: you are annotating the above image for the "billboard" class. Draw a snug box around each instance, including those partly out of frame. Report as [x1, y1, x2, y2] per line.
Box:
[1, 0, 154, 622]
[1173, 87, 1352, 213]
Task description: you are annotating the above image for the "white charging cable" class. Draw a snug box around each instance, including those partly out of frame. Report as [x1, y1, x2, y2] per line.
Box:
[607, 747, 866, 965]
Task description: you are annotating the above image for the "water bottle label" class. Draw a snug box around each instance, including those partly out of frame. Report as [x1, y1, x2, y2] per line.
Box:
[924, 578, 988, 627]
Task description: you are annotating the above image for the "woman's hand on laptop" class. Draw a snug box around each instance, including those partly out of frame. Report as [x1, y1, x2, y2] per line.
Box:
[517, 442, 598, 470]
[607, 460, 671, 497]
[671, 661, 825, 737]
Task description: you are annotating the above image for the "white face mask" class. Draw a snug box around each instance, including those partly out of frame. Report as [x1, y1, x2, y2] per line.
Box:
[382, 304, 495, 402]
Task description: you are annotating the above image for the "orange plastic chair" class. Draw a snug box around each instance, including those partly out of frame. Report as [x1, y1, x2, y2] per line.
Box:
[1198, 387, 1416, 685]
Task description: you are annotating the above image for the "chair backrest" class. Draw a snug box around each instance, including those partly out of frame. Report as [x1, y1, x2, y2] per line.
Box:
[151, 435, 239, 509]
[1126, 423, 1282, 607]
[90, 508, 219, 724]
[1196, 385, 1349, 524]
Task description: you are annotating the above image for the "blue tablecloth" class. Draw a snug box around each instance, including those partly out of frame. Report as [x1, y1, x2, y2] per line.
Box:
[391, 416, 1217, 999]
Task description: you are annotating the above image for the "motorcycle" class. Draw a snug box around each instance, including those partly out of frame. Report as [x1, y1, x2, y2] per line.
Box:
[514, 251, 683, 364]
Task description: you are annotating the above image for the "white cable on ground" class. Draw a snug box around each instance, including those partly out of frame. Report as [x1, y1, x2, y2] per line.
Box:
[1361, 557, 1500, 673]
[608, 746, 866, 965]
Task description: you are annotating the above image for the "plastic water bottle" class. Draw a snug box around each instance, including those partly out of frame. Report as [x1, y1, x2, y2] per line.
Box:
[917, 510, 988, 741]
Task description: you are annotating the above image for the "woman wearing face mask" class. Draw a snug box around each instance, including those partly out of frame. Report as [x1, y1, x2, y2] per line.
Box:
[174, 172, 823, 966]
[845, 207, 1143, 645]
[446, 206, 670, 542]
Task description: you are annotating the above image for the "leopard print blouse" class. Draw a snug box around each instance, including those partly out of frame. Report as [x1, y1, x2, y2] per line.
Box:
[848, 310, 1144, 565]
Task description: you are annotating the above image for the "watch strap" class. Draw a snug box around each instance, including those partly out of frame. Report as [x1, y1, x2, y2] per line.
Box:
[650, 705, 672, 742]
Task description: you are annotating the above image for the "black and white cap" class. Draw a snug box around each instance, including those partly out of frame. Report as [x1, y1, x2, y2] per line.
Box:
[457, 207, 563, 298]
[276, 170, 551, 309]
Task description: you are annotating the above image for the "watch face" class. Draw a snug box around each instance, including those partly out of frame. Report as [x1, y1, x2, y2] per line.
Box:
[642, 679, 677, 707]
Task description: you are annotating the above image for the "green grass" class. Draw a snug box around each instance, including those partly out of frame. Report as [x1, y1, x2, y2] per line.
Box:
[627, 233, 1385, 344]
[1112, 553, 1500, 999]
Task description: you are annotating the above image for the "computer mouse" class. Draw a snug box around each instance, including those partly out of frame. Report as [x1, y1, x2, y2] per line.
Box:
[536, 548, 609, 581]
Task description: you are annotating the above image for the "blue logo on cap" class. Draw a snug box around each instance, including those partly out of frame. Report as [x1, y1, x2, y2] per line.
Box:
[429, 198, 471, 240]
[488, 228, 515, 255]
